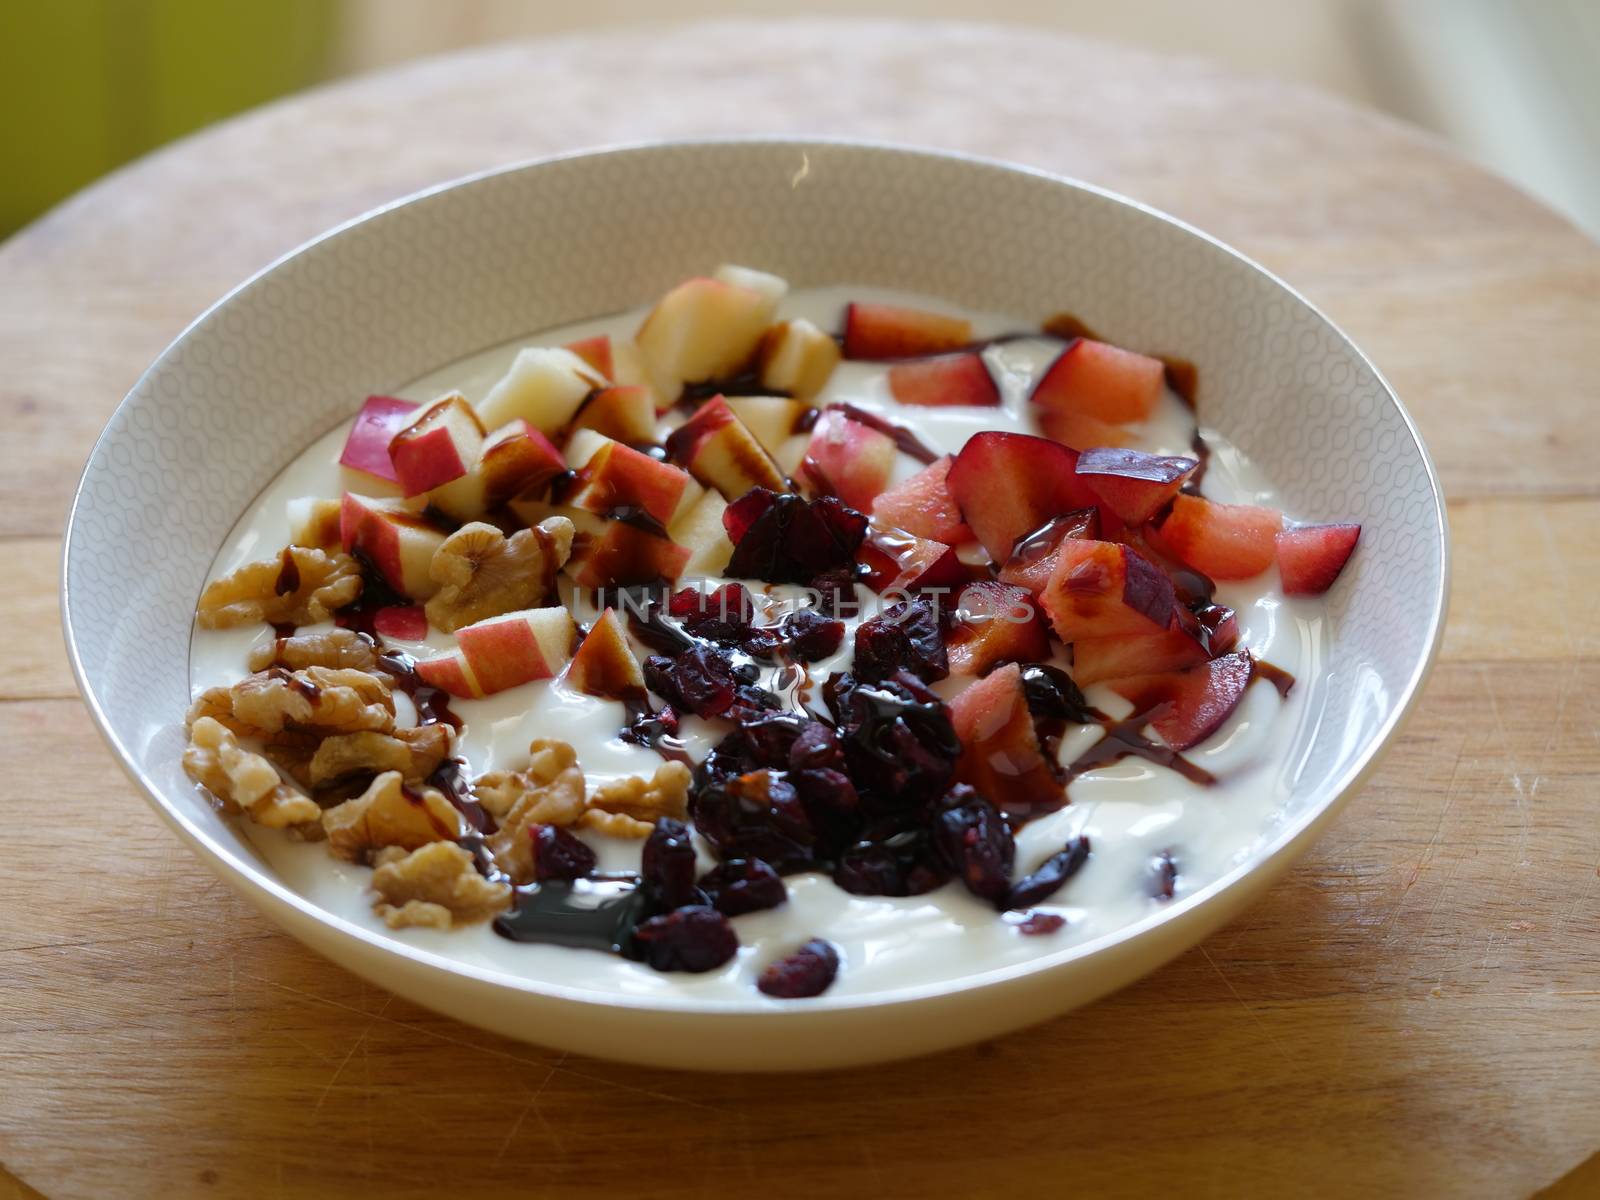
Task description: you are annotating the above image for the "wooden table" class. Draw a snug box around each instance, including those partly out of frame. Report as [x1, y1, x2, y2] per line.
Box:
[3, 19, 1597, 1199]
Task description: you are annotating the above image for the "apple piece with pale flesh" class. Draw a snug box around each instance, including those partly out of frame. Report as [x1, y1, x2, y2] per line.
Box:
[801, 409, 895, 512]
[567, 385, 657, 444]
[635, 274, 780, 403]
[947, 662, 1064, 817]
[388, 393, 485, 498]
[887, 352, 1000, 407]
[413, 649, 482, 699]
[724, 395, 816, 473]
[1031, 338, 1164, 424]
[477, 347, 606, 435]
[435, 606, 576, 697]
[842, 302, 971, 360]
[946, 581, 1050, 676]
[667, 487, 734, 578]
[339, 493, 447, 600]
[1038, 538, 1175, 643]
[567, 436, 691, 528]
[565, 607, 644, 699]
[287, 497, 343, 550]
[563, 335, 614, 380]
[664, 395, 788, 499]
[426, 418, 567, 522]
[758, 318, 841, 399]
[338, 395, 418, 497]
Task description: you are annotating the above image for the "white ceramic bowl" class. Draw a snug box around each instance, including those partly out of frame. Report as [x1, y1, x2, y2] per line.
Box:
[63, 139, 1447, 1070]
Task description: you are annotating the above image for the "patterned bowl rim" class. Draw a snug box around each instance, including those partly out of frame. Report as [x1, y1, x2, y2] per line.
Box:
[61, 136, 1451, 1015]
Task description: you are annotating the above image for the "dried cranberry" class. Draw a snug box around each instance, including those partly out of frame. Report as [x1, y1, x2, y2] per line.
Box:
[1152, 850, 1178, 900]
[757, 938, 840, 999]
[788, 721, 843, 771]
[1019, 663, 1096, 725]
[698, 857, 787, 916]
[669, 582, 755, 645]
[530, 824, 597, 883]
[641, 817, 701, 909]
[690, 768, 817, 869]
[793, 767, 862, 852]
[808, 566, 862, 617]
[853, 598, 947, 683]
[1014, 911, 1066, 936]
[833, 829, 947, 897]
[930, 785, 1015, 907]
[644, 645, 775, 721]
[776, 608, 845, 662]
[1005, 836, 1090, 909]
[724, 490, 868, 584]
[629, 906, 739, 973]
[824, 671, 960, 806]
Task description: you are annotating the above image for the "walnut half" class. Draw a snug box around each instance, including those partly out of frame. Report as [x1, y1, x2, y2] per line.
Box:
[478, 739, 586, 884]
[197, 546, 362, 630]
[579, 762, 692, 839]
[424, 517, 575, 634]
[215, 666, 395, 737]
[182, 716, 320, 830]
[371, 841, 512, 930]
[247, 628, 378, 673]
[323, 770, 464, 863]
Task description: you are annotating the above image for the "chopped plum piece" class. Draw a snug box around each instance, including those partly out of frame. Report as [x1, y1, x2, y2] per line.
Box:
[1158, 495, 1282, 581]
[887, 352, 1000, 407]
[1276, 523, 1361, 595]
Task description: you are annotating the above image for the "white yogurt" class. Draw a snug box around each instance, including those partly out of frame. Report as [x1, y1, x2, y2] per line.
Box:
[190, 286, 1327, 1002]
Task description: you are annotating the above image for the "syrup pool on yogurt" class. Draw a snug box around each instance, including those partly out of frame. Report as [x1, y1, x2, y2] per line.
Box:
[190, 284, 1331, 1004]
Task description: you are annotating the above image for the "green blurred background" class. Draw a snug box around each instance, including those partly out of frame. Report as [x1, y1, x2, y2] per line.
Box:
[0, 0, 334, 235]
[3, 0, 1596, 239]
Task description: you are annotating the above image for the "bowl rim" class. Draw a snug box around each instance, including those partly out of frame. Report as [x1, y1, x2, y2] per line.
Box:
[61, 135, 1451, 1016]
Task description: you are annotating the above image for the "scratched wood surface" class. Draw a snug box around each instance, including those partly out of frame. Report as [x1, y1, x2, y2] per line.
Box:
[2, 20, 1597, 1200]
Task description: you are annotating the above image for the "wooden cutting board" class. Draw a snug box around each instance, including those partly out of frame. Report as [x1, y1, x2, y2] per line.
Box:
[2, 19, 1597, 1200]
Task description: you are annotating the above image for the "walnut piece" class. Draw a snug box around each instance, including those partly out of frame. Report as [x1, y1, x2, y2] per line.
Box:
[581, 762, 692, 839]
[226, 667, 395, 736]
[371, 841, 512, 930]
[478, 739, 586, 883]
[308, 725, 451, 787]
[182, 716, 320, 829]
[197, 546, 362, 630]
[247, 628, 378, 673]
[424, 517, 575, 634]
[323, 770, 464, 863]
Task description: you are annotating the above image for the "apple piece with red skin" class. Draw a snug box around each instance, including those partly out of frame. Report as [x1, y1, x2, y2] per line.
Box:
[477, 347, 605, 434]
[1071, 625, 1208, 687]
[1037, 408, 1134, 451]
[855, 525, 964, 595]
[569, 521, 693, 589]
[1075, 447, 1198, 525]
[1030, 337, 1164, 424]
[413, 649, 482, 699]
[1276, 523, 1360, 595]
[635, 275, 779, 403]
[886, 352, 1000, 407]
[997, 508, 1101, 595]
[564, 607, 643, 700]
[286, 496, 343, 550]
[664, 394, 788, 499]
[947, 662, 1064, 817]
[338, 395, 418, 496]
[339, 493, 447, 600]
[946, 581, 1050, 676]
[567, 385, 657, 444]
[870, 455, 973, 546]
[842, 302, 971, 360]
[446, 606, 576, 696]
[1108, 651, 1254, 751]
[801, 409, 896, 511]
[947, 431, 1105, 564]
[566, 434, 690, 527]
[1159, 494, 1283, 580]
[563, 334, 614, 380]
[388, 393, 486, 498]
[758, 318, 840, 399]
[373, 605, 429, 642]
[1039, 538, 1176, 643]
[427, 419, 567, 522]
[666, 487, 733, 578]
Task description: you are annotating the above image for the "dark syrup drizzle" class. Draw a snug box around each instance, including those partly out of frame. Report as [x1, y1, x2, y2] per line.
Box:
[273, 547, 301, 596]
[492, 878, 650, 950]
[828, 402, 940, 464]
